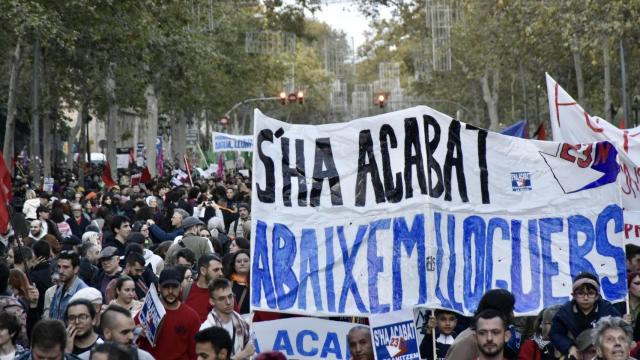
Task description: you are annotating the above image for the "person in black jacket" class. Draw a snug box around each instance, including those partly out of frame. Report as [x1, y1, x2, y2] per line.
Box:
[66, 203, 91, 238]
[550, 272, 621, 359]
[28, 240, 53, 315]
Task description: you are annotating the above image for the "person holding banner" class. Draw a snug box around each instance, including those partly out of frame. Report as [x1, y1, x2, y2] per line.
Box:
[420, 309, 458, 360]
[550, 273, 622, 359]
[137, 268, 201, 360]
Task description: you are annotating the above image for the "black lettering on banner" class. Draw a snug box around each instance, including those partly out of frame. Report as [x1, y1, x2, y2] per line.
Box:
[257, 129, 275, 203]
[355, 130, 385, 206]
[466, 124, 490, 204]
[404, 117, 428, 199]
[444, 120, 469, 202]
[380, 124, 403, 203]
[311, 138, 343, 206]
[281, 137, 307, 207]
[423, 115, 444, 199]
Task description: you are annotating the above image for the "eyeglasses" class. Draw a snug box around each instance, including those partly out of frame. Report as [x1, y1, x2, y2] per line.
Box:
[574, 290, 598, 298]
[67, 314, 90, 323]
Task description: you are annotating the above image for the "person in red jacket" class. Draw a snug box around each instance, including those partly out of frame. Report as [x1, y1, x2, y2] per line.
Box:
[137, 267, 201, 360]
[518, 305, 562, 360]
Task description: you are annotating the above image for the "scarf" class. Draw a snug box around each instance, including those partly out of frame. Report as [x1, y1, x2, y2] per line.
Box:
[230, 273, 248, 286]
[533, 333, 550, 350]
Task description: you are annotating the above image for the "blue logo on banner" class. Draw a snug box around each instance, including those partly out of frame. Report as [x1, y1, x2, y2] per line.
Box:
[511, 172, 532, 192]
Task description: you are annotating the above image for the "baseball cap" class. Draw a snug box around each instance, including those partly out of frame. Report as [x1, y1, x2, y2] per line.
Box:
[159, 268, 182, 287]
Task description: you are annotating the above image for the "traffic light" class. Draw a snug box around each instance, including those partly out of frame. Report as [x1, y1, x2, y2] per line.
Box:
[297, 91, 304, 104]
[279, 91, 287, 105]
[375, 92, 388, 108]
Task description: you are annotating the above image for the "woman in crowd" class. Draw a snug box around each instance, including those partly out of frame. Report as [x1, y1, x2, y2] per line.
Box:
[628, 271, 640, 341]
[226, 249, 250, 314]
[8, 269, 31, 309]
[109, 275, 143, 318]
[519, 305, 562, 359]
[176, 265, 193, 293]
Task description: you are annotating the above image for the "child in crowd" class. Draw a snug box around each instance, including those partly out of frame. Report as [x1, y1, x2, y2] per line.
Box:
[549, 272, 621, 359]
[420, 309, 458, 360]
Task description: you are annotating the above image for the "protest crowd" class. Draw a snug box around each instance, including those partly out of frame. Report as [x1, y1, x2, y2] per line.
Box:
[0, 86, 637, 360]
[0, 158, 634, 360]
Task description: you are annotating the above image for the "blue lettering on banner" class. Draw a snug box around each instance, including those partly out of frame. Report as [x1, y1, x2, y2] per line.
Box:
[251, 205, 626, 315]
[261, 329, 351, 359]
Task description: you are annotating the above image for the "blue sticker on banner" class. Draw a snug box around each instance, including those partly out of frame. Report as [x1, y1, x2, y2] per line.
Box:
[372, 321, 420, 360]
[511, 172, 532, 192]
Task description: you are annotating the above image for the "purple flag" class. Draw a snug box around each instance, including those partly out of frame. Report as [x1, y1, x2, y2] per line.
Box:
[156, 136, 164, 177]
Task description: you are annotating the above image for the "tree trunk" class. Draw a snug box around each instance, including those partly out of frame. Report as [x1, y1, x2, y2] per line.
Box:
[603, 37, 612, 119]
[4, 33, 24, 171]
[144, 83, 158, 177]
[30, 37, 42, 186]
[42, 50, 52, 178]
[105, 63, 118, 181]
[172, 113, 187, 170]
[480, 66, 500, 131]
[572, 36, 586, 109]
[67, 106, 83, 170]
[78, 104, 88, 187]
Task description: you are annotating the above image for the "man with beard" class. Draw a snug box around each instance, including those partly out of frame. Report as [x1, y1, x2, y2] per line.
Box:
[184, 254, 224, 322]
[65, 299, 103, 359]
[137, 267, 200, 360]
[50, 251, 88, 320]
[100, 305, 154, 360]
[110, 252, 148, 300]
[347, 326, 374, 360]
[473, 309, 511, 360]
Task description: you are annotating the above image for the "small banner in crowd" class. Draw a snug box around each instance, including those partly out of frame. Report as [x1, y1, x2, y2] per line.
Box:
[546, 73, 640, 244]
[369, 309, 420, 360]
[253, 317, 356, 359]
[138, 284, 166, 346]
[250, 106, 625, 317]
[212, 132, 253, 152]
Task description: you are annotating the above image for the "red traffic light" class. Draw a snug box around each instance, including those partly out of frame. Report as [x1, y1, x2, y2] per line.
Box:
[219, 116, 229, 126]
[287, 93, 298, 102]
[375, 92, 388, 108]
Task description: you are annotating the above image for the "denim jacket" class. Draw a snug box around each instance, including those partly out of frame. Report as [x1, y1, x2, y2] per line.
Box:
[49, 276, 88, 320]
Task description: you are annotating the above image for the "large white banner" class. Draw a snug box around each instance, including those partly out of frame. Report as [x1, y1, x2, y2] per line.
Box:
[212, 132, 253, 152]
[250, 107, 626, 317]
[253, 318, 356, 359]
[546, 73, 640, 244]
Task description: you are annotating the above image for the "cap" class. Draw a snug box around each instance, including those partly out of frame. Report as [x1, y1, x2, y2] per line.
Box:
[572, 272, 600, 292]
[70, 287, 103, 305]
[159, 268, 182, 287]
[182, 216, 204, 230]
[98, 246, 118, 261]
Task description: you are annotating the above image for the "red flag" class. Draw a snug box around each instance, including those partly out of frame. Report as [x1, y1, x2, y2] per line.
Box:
[0, 152, 12, 201]
[0, 189, 9, 234]
[101, 162, 117, 188]
[183, 155, 193, 187]
[140, 166, 152, 183]
[533, 122, 547, 141]
[619, 117, 626, 129]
